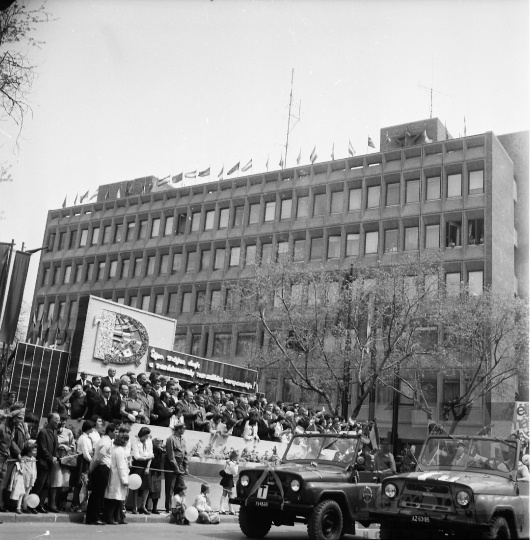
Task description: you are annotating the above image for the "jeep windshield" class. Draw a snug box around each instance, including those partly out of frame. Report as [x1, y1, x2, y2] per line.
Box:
[283, 433, 360, 467]
[419, 436, 518, 474]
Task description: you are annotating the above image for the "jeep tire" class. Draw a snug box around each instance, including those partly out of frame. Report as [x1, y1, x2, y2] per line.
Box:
[239, 506, 272, 538]
[308, 499, 343, 540]
[483, 516, 511, 540]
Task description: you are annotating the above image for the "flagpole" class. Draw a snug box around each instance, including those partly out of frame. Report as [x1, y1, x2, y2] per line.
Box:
[284, 68, 294, 169]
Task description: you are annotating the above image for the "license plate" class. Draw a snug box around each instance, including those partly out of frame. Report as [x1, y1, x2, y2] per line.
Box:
[411, 515, 430, 524]
[255, 501, 268, 507]
[257, 485, 269, 499]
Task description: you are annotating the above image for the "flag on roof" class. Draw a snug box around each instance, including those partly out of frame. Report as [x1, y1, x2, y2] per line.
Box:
[348, 140, 355, 157]
[227, 162, 240, 176]
[217, 166, 224, 180]
[367, 137, 375, 149]
[62, 196, 66, 209]
[386, 131, 392, 143]
[80, 190, 89, 203]
[241, 159, 252, 172]
[464, 116, 467, 137]
[331, 143, 335, 161]
[265, 156, 269, 172]
[310, 146, 317, 164]
[185, 170, 197, 179]
[296, 149, 301, 165]
[172, 173, 183, 184]
[105, 190, 110, 200]
[126, 182, 132, 194]
[73, 193, 78, 206]
[279, 155, 284, 168]
[423, 130, 432, 144]
[158, 176, 170, 186]
[117, 187, 122, 198]
[198, 167, 210, 177]
[89, 191, 98, 201]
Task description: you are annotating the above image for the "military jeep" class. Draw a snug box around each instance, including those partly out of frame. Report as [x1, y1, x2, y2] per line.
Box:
[370, 435, 529, 540]
[230, 432, 383, 540]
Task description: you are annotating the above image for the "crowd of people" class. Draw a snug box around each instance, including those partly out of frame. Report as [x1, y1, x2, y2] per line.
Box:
[1, 366, 528, 526]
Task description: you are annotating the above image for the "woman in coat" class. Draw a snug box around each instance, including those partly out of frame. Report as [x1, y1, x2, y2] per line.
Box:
[103, 432, 130, 525]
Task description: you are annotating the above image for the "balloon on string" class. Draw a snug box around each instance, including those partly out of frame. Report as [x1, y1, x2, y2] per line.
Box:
[26, 494, 40, 508]
[128, 474, 142, 490]
[184, 506, 199, 522]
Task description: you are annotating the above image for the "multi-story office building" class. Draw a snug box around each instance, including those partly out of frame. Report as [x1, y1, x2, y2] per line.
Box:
[28, 117, 528, 439]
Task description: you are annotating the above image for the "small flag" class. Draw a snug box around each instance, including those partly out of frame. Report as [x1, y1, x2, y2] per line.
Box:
[227, 162, 240, 176]
[105, 190, 110, 200]
[73, 193, 78, 205]
[80, 190, 89, 203]
[296, 149, 301, 165]
[117, 187, 122, 198]
[405, 125, 411, 137]
[279, 155, 284, 168]
[367, 137, 375, 149]
[369, 418, 380, 450]
[172, 173, 183, 184]
[331, 142, 334, 160]
[126, 182, 132, 195]
[241, 159, 252, 172]
[147, 180, 153, 191]
[386, 131, 392, 144]
[265, 156, 269, 172]
[310, 146, 317, 164]
[89, 191, 98, 201]
[348, 140, 355, 157]
[464, 116, 467, 137]
[62, 196, 66, 209]
[198, 167, 210, 177]
[423, 130, 432, 144]
[445, 121, 448, 140]
[158, 175, 170, 186]
[185, 170, 197, 179]
[217, 166, 224, 180]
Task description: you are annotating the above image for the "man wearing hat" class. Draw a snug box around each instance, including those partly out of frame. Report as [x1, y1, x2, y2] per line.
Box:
[164, 421, 188, 513]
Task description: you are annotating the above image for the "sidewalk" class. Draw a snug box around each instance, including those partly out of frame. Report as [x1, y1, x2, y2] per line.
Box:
[0, 510, 239, 524]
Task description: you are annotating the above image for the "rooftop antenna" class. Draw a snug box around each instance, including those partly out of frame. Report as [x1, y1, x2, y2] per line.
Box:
[418, 55, 451, 118]
[284, 68, 301, 169]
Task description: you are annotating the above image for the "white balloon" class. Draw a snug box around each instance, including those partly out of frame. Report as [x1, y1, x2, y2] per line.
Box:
[184, 506, 199, 522]
[26, 494, 40, 508]
[128, 473, 142, 490]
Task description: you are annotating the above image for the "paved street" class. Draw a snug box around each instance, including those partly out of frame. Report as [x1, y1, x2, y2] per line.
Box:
[0, 521, 382, 540]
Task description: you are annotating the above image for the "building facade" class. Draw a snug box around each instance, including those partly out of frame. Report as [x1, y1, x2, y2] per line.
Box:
[29, 117, 528, 438]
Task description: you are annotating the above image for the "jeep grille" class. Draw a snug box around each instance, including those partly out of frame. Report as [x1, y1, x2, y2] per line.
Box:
[398, 482, 454, 513]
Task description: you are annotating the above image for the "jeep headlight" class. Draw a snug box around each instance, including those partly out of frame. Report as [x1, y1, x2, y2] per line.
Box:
[240, 475, 250, 487]
[456, 491, 470, 507]
[291, 479, 300, 492]
[384, 483, 397, 499]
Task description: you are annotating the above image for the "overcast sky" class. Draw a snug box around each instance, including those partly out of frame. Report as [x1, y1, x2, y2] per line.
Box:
[1, 0, 528, 306]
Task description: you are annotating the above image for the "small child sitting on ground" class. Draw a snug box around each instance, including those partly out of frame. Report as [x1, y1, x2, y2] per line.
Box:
[193, 483, 220, 524]
[170, 485, 189, 525]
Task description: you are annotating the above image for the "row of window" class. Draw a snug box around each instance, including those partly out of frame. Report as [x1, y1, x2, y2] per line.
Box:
[47, 169, 485, 251]
[41, 218, 486, 288]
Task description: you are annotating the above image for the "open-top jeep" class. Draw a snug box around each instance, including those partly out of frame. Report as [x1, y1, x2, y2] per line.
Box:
[370, 435, 529, 540]
[230, 432, 383, 540]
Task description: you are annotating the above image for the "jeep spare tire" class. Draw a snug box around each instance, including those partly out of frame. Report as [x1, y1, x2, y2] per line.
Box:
[239, 506, 272, 538]
[308, 499, 343, 540]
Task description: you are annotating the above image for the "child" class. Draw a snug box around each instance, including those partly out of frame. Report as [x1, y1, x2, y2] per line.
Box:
[219, 450, 238, 515]
[170, 485, 189, 525]
[9, 441, 37, 514]
[193, 483, 220, 524]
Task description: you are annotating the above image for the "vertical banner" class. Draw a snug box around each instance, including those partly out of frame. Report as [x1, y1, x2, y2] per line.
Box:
[0, 251, 31, 344]
[0, 242, 13, 321]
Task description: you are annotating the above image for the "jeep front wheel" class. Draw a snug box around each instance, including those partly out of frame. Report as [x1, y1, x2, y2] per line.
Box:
[483, 516, 511, 540]
[308, 499, 343, 540]
[239, 506, 272, 538]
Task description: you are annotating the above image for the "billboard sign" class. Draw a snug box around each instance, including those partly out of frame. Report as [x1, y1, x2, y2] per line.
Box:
[78, 296, 176, 377]
[148, 346, 258, 392]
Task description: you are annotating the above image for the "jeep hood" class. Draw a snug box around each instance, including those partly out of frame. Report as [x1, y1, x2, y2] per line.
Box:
[242, 462, 350, 483]
[391, 470, 515, 494]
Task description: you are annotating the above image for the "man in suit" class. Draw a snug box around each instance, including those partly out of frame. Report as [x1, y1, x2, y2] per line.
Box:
[101, 367, 119, 396]
[94, 386, 114, 422]
[74, 372, 89, 389]
[138, 381, 157, 423]
[175, 391, 200, 430]
[155, 391, 175, 427]
[33, 412, 60, 513]
[84, 375, 103, 419]
[206, 391, 222, 418]
[193, 396, 211, 432]
[221, 400, 238, 431]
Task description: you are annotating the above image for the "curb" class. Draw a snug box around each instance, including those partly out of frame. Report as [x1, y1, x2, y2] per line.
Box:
[0, 511, 239, 524]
